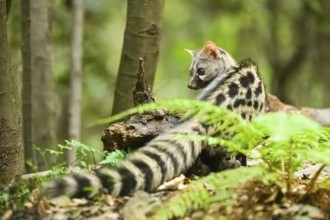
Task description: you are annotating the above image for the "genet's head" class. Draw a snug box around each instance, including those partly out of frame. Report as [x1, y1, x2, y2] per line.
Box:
[186, 41, 236, 90]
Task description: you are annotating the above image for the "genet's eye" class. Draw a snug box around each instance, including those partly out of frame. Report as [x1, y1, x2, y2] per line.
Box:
[197, 68, 205, 75]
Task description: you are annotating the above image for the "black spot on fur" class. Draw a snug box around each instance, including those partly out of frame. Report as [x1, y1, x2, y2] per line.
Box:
[246, 88, 252, 100]
[233, 99, 246, 108]
[253, 101, 259, 110]
[255, 82, 263, 96]
[215, 94, 226, 105]
[199, 73, 232, 101]
[118, 167, 137, 196]
[228, 83, 239, 98]
[241, 112, 246, 119]
[227, 104, 233, 110]
[260, 102, 264, 111]
[248, 115, 253, 121]
[247, 101, 252, 106]
[239, 71, 255, 88]
[237, 59, 257, 69]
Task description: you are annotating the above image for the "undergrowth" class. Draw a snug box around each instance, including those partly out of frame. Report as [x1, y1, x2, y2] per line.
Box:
[95, 99, 330, 219]
[0, 140, 130, 214]
[1, 99, 330, 218]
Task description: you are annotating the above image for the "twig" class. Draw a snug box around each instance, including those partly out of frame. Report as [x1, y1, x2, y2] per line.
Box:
[303, 164, 326, 199]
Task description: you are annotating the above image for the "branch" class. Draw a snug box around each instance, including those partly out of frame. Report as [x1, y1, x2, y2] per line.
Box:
[267, 93, 330, 126]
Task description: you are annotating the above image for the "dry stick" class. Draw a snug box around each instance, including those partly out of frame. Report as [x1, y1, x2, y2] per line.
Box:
[20, 170, 53, 181]
[303, 164, 326, 199]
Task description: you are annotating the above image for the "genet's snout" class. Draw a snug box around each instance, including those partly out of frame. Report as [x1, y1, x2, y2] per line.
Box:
[187, 80, 198, 90]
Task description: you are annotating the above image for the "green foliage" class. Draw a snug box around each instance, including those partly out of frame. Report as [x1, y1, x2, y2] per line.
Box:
[68, 140, 102, 168]
[0, 163, 67, 214]
[34, 139, 129, 170]
[93, 99, 242, 126]
[316, 178, 330, 190]
[34, 140, 103, 169]
[0, 178, 40, 213]
[99, 149, 131, 166]
[250, 113, 330, 169]
[96, 99, 330, 177]
[153, 167, 275, 220]
[0, 140, 129, 214]
[101, 99, 330, 219]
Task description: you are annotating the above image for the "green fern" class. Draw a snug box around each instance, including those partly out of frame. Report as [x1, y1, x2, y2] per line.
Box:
[95, 99, 330, 180]
[99, 149, 131, 166]
[58, 140, 102, 167]
[92, 99, 236, 126]
[97, 99, 329, 219]
[150, 111, 330, 219]
[152, 167, 275, 220]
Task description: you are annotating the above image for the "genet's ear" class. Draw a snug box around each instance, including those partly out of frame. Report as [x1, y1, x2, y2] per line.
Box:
[184, 49, 195, 57]
[202, 41, 220, 59]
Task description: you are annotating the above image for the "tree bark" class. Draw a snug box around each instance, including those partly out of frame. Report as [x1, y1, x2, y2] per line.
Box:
[21, 0, 56, 172]
[111, 0, 164, 115]
[68, 0, 84, 164]
[0, 0, 24, 185]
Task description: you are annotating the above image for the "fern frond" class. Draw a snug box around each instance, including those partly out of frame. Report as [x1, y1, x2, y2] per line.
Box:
[92, 99, 241, 126]
[99, 149, 131, 166]
[152, 167, 274, 220]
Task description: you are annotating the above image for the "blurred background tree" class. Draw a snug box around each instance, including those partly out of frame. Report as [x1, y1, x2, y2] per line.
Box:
[6, 0, 330, 152]
[21, 0, 56, 172]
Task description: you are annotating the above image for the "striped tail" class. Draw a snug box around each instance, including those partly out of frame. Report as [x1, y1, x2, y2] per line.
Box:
[43, 120, 206, 198]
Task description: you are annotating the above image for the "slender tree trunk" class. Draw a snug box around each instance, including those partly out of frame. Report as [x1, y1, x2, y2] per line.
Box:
[0, 0, 24, 185]
[112, 0, 164, 115]
[21, 0, 35, 172]
[68, 0, 84, 164]
[21, 0, 56, 172]
[266, 0, 311, 104]
[315, 0, 330, 106]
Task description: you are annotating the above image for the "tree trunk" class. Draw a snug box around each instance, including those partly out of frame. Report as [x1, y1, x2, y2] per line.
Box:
[315, 0, 330, 106]
[111, 0, 164, 115]
[21, 0, 56, 172]
[266, 0, 310, 104]
[68, 0, 84, 164]
[0, 0, 24, 185]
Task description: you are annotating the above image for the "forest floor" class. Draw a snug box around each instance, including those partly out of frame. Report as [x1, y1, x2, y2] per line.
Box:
[2, 163, 330, 220]
[2, 90, 330, 219]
